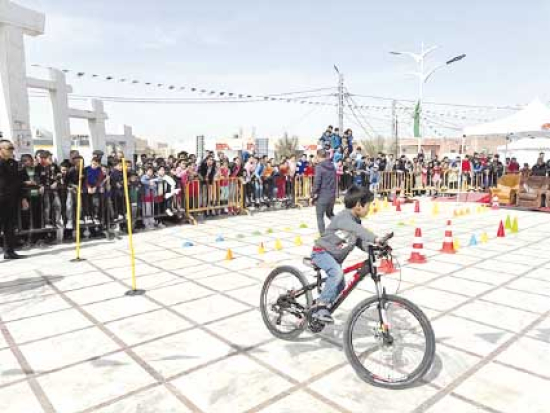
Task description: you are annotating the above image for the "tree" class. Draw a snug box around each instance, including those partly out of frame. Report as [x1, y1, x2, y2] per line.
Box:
[275, 133, 299, 161]
[359, 136, 398, 157]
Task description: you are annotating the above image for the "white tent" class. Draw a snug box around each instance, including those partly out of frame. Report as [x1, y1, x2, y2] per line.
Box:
[497, 136, 550, 166]
[464, 98, 550, 136]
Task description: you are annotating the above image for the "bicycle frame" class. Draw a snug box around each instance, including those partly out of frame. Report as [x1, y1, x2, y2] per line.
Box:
[300, 245, 387, 315]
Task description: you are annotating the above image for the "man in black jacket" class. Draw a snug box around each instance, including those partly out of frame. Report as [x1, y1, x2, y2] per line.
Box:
[313, 149, 336, 234]
[0, 140, 29, 259]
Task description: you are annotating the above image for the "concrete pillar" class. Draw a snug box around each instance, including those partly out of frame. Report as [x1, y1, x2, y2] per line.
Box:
[0, 0, 44, 155]
[48, 68, 71, 162]
[88, 99, 107, 154]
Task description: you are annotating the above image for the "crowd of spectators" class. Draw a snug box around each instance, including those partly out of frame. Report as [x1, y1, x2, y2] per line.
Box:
[3, 129, 550, 250]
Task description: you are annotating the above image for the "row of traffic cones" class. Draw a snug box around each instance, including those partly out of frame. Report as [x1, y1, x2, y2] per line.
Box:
[407, 215, 519, 264]
[226, 236, 305, 260]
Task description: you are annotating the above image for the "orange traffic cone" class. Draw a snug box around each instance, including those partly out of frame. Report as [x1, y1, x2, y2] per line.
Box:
[396, 198, 402, 212]
[491, 196, 499, 210]
[440, 220, 456, 254]
[414, 200, 420, 213]
[408, 228, 427, 264]
[379, 258, 398, 274]
[225, 249, 234, 260]
[497, 220, 506, 238]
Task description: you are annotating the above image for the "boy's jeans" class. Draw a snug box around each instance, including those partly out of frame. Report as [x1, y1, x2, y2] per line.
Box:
[311, 251, 345, 306]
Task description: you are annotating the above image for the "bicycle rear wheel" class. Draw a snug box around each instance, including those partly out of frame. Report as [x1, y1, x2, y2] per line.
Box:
[343, 294, 435, 389]
[260, 266, 312, 340]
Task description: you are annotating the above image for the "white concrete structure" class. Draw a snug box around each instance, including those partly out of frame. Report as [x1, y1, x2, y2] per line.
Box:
[0, 0, 44, 154]
[27, 68, 72, 161]
[69, 98, 108, 156]
[106, 125, 136, 158]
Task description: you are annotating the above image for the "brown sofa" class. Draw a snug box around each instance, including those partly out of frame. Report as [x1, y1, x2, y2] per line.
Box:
[490, 174, 521, 205]
[517, 176, 549, 208]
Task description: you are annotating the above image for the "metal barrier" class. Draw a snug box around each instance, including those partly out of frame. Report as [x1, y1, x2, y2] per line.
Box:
[184, 178, 245, 224]
[294, 175, 314, 207]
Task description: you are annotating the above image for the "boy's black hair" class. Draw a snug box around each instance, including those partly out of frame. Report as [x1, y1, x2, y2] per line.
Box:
[344, 185, 373, 209]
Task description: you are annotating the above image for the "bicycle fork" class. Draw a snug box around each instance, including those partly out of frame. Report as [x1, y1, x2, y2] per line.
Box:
[374, 279, 394, 345]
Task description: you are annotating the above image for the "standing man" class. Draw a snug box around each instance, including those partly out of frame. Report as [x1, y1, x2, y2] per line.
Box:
[0, 140, 28, 259]
[313, 149, 336, 235]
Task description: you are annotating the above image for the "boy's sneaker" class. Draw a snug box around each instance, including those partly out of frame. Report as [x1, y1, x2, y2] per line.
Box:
[312, 307, 334, 324]
[165, 209, 173, 217]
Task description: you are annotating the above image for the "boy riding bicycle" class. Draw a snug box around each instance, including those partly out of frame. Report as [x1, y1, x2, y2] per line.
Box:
[311, 185, 385, 324]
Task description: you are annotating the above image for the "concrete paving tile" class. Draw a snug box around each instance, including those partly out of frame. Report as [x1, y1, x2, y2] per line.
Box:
[251, 338, 345, 382]
[196, 273, 258, 292]
[452, 301, 539, 333]
[402, 286, 469, 312]
[426, 277, 495, 297]
[150, 256, 204, 271]
[20, 327, 119, 373]
[105, 309, 192, 346]
[481, 288, 550, 314]
[0, 381, 44, 413]
[450, 267, 516, 285]
[523, 268, 550, 282]
[424, 344, 481, 388]
[64, 282, 130, 305]
[37, 352, 154, 413]
[171, 354, 292, 412]
[83, 296, 161, 323]
[258, 390, 341, 413]
[495, 336, 550, 378]
[473, 259, 533, 275]
[146, 282, 214, 306]
[432, 315, 513, 356]
[0, 294, 71, 322]
[6, 308, 92, 344]
[525, 316, 550, 343]
[172, 294, 250, 324]
[94, 386, 192, 413]
[0, 348, 28, 386]
[170, 264, 228, 279]
[310, 364, 437, 413]
[425, 394, 501, 413]
[132, 329, 233, 379]
[454, 362, 549, 413]
[207, 310, 274, 348]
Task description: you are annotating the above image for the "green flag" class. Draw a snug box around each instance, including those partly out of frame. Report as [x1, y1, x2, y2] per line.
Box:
[413, 100, 421, 138]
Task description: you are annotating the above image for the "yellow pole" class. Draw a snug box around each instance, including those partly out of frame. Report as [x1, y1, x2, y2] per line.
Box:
[71, 158, 85, 262]
[121, 158, 141, 294]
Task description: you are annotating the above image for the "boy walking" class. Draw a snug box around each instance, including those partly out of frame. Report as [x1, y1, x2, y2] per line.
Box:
[312, 149, 336, 235]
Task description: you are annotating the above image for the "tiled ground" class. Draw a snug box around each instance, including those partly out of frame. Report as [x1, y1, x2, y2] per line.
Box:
[1, 199, 549, 413]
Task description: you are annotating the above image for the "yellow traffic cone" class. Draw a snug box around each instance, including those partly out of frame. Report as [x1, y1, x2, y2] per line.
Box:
[275, 239, 283, 251]
[294, 236, 303, 246]
[480, 232, 489, 244]
[225, 249, 234, 260]
[453, 238, 461, 251]
[505, 215, 512, 230]
[511, 217, 519, 234]
[258, 243, 265, 254]
[383, 197, 389, 209]
[432, 202, 439, 216]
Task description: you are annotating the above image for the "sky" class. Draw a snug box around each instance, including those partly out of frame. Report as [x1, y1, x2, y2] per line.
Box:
[15, 0, 550, 150]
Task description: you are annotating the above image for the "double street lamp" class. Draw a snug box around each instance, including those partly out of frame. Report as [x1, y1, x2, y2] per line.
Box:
[390, 43, 466, 154]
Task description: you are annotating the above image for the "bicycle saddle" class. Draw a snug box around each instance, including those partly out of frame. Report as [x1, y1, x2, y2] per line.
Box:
[303, 257, 320, 271]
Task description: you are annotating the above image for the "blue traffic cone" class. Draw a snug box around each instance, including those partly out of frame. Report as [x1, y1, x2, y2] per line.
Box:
[216, 235, 224, 242]
[468, 234, 478, 247]
[183, 241, 194, 247]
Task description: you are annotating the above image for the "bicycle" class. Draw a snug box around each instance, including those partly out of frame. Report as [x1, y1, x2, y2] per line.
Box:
[260, 233, 436, 389]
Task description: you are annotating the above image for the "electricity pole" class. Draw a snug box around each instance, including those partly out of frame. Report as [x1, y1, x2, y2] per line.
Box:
[391, 99, 397, 155]
[334, 65, 344, 133]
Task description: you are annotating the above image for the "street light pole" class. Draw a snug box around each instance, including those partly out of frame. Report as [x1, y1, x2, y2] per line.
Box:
[390, 44, 466, 155]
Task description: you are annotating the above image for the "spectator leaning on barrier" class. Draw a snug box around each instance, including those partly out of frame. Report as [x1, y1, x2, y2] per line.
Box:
[0, 139, 28, 259]
[313, 149, 336, 235]
[531, 158, 547, 176]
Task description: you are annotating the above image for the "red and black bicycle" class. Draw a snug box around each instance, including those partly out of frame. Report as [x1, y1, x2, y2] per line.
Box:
[260, 233, 436, 389]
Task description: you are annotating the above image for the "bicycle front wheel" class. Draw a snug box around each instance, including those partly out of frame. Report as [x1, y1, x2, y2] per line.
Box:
[343, 294, 435, 389]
